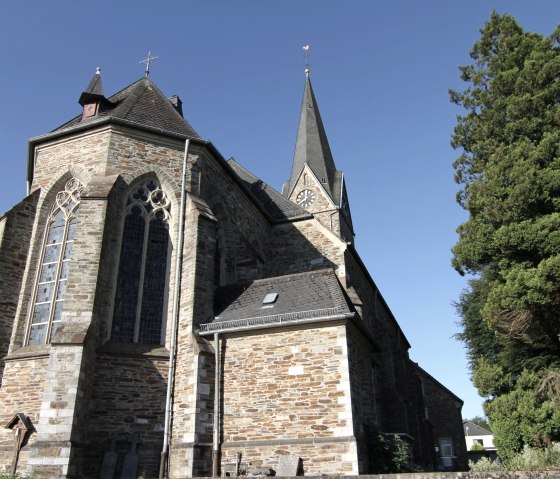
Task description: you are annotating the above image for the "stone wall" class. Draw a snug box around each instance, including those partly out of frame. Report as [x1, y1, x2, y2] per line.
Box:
[0, 353, 49, 470]
[80, 349, 169, 478]
[219, 324, 359, 475]
[287, 164, 351, 243]
[190, 473, 560, 479]
[0, 191, 39, 379]
[168, 194, 217, 478]
[269, 220, 346, 278]
[345, 323, 378, 473]
[415, 364, 468, 471]
[190, 147, 270, 286]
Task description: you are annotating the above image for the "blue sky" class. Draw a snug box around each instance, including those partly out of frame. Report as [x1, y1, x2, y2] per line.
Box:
[1, 1, 558, 420]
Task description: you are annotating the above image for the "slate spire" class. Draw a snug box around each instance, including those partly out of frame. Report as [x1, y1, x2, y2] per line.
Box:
[285, 75, 339, 202]
[79, 67, 105, 106]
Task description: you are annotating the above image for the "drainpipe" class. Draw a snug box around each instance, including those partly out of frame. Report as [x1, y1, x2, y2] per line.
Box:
[159, 139, 190, 479]
[212, 332, 221, 476]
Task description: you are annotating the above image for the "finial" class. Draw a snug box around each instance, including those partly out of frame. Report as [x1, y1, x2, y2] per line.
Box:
[96, 67, 101, 75]
[303, 45, 310, 77]
[139, 51, 159, 77]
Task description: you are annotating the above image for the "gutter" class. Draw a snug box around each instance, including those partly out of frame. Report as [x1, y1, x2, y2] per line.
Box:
[198, 311, 355, 337]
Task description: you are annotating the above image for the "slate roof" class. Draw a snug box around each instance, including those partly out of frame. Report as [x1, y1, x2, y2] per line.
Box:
[55, 76, 200, 139]
[286, 76, 343, 205]
[79, 69, 104, 104]
[227, 158, 311, 223]
[213, 268, 352, 323]
[463, 421, 492, 436]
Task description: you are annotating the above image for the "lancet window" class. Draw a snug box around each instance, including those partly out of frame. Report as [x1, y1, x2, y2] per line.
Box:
[27, 178, 83, 345]
[111, 179, 171, 345]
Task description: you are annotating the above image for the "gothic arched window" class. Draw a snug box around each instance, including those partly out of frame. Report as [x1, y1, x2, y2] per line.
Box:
[27, 178, 83, 345]
[111, 179, 171, 345]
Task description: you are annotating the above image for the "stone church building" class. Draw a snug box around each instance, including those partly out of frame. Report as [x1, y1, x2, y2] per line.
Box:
[0, 68, 467, 478]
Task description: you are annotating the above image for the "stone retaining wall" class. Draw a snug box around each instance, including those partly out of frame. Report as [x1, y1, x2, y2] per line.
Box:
[193, 472, 560, 479]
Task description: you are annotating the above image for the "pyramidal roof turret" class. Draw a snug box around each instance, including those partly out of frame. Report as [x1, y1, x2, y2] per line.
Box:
[284, 72, 342, 204]
[79, 67, 105, 106]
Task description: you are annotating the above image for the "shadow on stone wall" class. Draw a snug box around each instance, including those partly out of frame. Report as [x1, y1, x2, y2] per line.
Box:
[78, 343, 169, 479]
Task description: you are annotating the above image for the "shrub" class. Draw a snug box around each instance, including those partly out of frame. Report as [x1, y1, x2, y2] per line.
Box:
[0, 471, 38, 479]
[369, 433, 416, 473]
[469, 442, 560, 472]
[469, 457, 506, 472]
[507, 442, 560, 471]
[470, 443, 485, 451]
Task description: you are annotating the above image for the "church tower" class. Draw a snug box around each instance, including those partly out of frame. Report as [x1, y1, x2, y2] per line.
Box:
[283, 71, 354, 244]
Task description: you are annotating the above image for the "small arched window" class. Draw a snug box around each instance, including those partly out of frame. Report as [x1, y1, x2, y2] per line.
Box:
[27, 178, 83, 345]
[111, 179, 171, 344]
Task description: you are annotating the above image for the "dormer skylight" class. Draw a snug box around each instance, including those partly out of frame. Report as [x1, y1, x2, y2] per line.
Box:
[262, 293, 278, 308]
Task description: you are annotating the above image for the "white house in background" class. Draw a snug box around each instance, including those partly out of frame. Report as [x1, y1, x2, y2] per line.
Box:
[463, 420, 496, 451]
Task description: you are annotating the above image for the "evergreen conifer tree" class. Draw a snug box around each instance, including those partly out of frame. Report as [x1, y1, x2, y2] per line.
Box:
[451, 12, 560, 458]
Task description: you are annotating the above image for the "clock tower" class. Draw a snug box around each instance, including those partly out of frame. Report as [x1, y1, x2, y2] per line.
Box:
[283, 73, 354, 243]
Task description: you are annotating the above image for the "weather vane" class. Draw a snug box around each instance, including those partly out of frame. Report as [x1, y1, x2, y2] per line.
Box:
[139, 51, 159, 77]
[303, 45, 310, 77]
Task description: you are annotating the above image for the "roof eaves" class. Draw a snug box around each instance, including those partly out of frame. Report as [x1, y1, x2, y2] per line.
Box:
[411, 361, 464, 404]
[198, 308, 355, 336]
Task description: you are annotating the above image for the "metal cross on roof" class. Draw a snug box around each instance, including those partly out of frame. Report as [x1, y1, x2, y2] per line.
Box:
[303, 45, 310, 77]
[139, 51, 159, 77]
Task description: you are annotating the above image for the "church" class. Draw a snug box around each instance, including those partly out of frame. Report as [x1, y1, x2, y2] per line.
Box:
[0, 65, 467, 478]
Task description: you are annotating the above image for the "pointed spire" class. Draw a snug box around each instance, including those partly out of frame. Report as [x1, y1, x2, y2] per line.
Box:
[286, 74, 339, 201]
[79, 67, 106, 106]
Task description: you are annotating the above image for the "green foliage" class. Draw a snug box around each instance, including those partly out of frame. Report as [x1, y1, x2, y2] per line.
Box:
[0, 472, 38, 479]
[469, 457, 506, 472]
[451, 11, 560, 460]
[469, 443, 560, 471]
[470, 443, 486, 451]
[369, 434, 414, 473]
[507, 442, 560, 471]
[484, 369, 560, 461]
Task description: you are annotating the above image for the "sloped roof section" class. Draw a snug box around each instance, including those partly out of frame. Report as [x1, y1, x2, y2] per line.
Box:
[79, 68, 105, 105]
[463, 421, 492, 436]
[213, 268, 352, 324]
[56, 76, 200, 138]
[286, 76, 342, 204]
[227, 158, 310, 223]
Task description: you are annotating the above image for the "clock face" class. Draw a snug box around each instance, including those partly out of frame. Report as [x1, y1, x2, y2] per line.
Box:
[296, 189, 316, 208]
[83, 103, 97, 118]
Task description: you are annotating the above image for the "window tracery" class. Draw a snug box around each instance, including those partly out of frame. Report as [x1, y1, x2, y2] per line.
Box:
[27, 178, 83, 345]
[111, 179, 171, 344]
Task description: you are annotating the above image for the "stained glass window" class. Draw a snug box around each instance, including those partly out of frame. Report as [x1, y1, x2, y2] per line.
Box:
[111, 179, 171, 345]
[27, 178, 83, 345]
